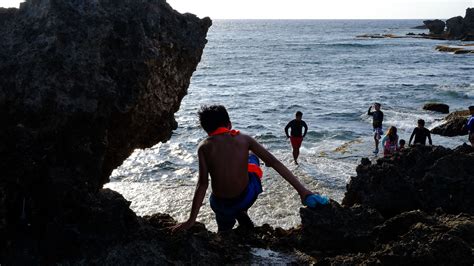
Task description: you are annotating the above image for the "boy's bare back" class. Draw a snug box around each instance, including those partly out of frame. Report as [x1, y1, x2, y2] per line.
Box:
[171, 105, 316, 233]
[199, 133, 253, 198]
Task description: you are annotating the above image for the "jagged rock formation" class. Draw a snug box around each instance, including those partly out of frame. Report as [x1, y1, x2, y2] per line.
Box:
[343, 145, 474, 217]
[423, 19, 446, 34]
[432, 7, 474, 40]
[432, 110, 470, 136]
[422, 8, 474, 39]
[447, 16, 465, 37]
[316, 210, 474, 265]
[0, 0, 210, 263]
[423, 103, 450, 113]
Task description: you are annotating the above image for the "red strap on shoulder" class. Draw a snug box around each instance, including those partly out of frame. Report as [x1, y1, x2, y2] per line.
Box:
[208, 127, 240, 136]
[248, 164, 263, 180]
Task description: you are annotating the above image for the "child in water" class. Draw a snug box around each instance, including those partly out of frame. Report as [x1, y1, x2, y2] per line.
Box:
[398, 139, 406, 151]
[382, 126, 399, 157]
[171, 105, 328, 233]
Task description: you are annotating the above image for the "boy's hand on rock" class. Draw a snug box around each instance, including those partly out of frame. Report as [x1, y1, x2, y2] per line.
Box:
[170, 220, 195, 233]
[299, 189, 313, 204]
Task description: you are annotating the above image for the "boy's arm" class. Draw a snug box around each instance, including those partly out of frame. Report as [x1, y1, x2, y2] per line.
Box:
[247, 136, 312, 202]
[367, 106, 373, 116]
[171, 145, 209, 232]
[427, 130, 432, 145]
[408, 129, 416, 146]
[303, 121, 308, 137]
[284, 122, 291, 138]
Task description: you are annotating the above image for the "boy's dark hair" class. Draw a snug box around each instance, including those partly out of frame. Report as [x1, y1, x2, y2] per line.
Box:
[296, 111, 303, 117]
[469, 106, 474, 111]
[399, 139, 406, 145]
[418, 119, 425, 126]
[198, 105, 230, 133]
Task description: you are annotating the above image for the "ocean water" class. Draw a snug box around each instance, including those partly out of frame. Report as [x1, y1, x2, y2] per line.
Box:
[106, 20, 473, 232]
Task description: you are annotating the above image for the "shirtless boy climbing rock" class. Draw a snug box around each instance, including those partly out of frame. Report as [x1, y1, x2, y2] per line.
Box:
[171, 105, 328, 232]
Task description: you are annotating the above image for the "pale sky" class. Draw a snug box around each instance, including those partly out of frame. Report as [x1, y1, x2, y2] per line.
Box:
[1, 0, 473, 19]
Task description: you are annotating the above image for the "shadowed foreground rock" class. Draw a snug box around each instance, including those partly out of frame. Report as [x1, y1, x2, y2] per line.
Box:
[343, 145, 474, 217]
[85, 145, 474, 264]
[65, 205, 474, 265]
[0, 0, 210, 263]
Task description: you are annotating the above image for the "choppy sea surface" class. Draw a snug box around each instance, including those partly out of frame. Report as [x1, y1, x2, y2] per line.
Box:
[106, 20, 473, 232]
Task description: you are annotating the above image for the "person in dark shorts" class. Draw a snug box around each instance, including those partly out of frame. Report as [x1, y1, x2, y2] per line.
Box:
[465, 106, 474, 147]
[368, 103, 384, 155]
[409, 119, 432, 146]
[285, 111, 308, 165]
[171, 105, 325, 233]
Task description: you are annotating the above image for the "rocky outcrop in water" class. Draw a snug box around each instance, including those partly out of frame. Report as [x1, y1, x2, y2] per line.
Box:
[447, 16, 465, 37]
[431, 8, 474, 40]
[423, 103, 450, 113]
[0, 0, 210, 263]
[423, 19, 446, 35]
[432, 110, 470, 136]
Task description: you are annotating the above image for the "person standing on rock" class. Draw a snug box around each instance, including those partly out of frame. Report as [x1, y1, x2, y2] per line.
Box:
[171, 105, 328, 233]
[408, 119, 432, 146]
[285, 111, 308, 165]
[464, 106, 474, 147]
[367, 103, 384, 155]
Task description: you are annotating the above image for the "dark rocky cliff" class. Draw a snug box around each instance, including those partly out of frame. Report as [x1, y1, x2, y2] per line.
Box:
[0, 0, 210, 263]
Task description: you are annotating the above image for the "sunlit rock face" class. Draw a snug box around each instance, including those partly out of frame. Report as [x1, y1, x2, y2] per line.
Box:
[0, 0, 210, 262]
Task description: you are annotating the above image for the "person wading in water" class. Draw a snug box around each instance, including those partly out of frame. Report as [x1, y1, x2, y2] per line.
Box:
[285, 111, 308, 165]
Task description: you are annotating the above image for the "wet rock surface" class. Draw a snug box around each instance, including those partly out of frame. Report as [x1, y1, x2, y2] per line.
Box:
[0, 0, 210, 263]
[432, 110, 470, 136]
[423, 103, 450, 113]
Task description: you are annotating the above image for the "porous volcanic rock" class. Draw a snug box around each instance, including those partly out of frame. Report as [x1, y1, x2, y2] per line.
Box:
[0, 0, 210, 263]
[432, 110, 470, 136]
[343, 145, 474, 217]
[299, 201, 384, 252]
[423, 19, 446, 34]
[423, 103, 450, 113]
[318, 211, 474, 265]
